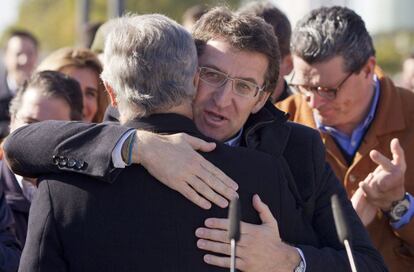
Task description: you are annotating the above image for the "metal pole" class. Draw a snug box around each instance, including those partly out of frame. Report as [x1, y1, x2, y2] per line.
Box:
[108, 0, 125, 18]
[76, 0, 90, 46]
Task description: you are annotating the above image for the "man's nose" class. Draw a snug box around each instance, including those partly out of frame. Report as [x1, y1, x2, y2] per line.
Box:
[213, 79, 233, 108]
[17, 54, 28, 66]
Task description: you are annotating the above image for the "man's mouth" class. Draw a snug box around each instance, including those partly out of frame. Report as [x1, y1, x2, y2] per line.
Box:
[203, 110, 227, 126]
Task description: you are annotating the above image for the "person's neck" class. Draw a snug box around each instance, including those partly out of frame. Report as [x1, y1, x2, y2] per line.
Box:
[120, 103, 193, 124]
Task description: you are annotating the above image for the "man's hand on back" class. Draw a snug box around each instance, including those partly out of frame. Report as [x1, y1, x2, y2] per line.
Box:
[132, 131, 239, 209]
[195, 195, 301, 271]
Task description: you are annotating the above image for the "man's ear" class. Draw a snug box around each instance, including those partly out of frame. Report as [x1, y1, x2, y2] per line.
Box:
[280, 54, 293, 76]
[104, 82, 117, 107]
[251, 91, 271, 114]
[361, 56, 376, 79]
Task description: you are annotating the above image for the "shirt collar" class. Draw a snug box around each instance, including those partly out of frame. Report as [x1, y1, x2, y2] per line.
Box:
[224, 128, 243, 147]
[6, 75, 18, 94]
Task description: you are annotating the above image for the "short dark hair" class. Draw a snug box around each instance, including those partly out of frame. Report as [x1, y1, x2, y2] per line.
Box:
[5, 29, 39, 50]
[10, 70, 83, 121]
[291, 6, 375, 73]
[238, 1, 291, 58]
[192, 6, 280, 93]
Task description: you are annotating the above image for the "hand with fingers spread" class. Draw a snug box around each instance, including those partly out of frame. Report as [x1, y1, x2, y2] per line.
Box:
[195, 194, 301, 271]
[133, 131, 239, 209]
[359, 138, 406, 211]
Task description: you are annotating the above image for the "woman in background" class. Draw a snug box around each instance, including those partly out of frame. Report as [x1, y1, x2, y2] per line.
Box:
[37, 47, 108, 122]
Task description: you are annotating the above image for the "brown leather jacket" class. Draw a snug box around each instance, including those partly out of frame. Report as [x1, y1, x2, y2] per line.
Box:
[277, 68, 414, 271]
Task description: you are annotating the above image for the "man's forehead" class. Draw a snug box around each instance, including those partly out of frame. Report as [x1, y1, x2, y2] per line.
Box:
[199, 39, 268, 83]
[292, 55, 346, 85]
[7, 36, 36, 51]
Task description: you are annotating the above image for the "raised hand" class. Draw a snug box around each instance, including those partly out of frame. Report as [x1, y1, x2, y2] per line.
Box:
[351, 186, 378, 226]
[359, 138, 406, 211]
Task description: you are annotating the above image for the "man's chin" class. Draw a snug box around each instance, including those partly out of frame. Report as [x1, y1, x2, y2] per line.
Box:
[318, 118, 337, 128]
[314, 111, 335, 126]
[197, 126, 227, 142]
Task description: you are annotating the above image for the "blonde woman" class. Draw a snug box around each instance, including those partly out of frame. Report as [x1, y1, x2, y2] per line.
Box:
[37, 47, 108, 122]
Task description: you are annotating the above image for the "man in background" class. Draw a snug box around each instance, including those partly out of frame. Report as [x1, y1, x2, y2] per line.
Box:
[239, 1, 293, 102]
[277, 6, 414, 271]
[0, 30, 39, 139]
[1, 70, 83, 246]
[400, 52, 414, 92]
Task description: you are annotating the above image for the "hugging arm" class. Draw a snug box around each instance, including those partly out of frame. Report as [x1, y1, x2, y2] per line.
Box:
[3, 120, 238, 209]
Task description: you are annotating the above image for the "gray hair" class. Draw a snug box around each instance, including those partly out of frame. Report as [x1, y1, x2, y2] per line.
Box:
[291, 6, 375, 73]
[101, 14, 198, 120]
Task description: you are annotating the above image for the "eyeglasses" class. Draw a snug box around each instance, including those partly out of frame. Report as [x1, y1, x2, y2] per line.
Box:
[198, 66, 265, 98]
[288, 71, 354, 100]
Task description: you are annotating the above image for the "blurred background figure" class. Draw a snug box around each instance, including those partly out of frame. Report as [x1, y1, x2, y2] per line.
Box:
[90, 20, 115, 63]
[238, 1, 293, 102]
[83, 21, 103, 49]
[181, 4, 208, 31]
[37, 47, 108, 122]
[400, 52, 414, 91]
[1, 70, 83, 247]
[0, 30, 38, 140]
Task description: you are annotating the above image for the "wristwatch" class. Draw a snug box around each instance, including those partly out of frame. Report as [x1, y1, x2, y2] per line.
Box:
[385, 193, 411, 222]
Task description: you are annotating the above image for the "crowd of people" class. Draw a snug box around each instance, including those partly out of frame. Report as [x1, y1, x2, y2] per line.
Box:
[0, 2, 413, 271]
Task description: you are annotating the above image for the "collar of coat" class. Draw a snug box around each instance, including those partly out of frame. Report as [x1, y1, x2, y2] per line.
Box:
[124, 113, 215, 144]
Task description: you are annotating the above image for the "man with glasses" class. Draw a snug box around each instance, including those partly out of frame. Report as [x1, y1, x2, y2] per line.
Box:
[4, 7, 387, 271]
[277, 6, 414, 271]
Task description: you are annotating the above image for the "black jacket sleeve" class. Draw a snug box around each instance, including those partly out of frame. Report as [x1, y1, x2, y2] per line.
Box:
[3, 121, 131, 183]
[298, 132, 387, 272]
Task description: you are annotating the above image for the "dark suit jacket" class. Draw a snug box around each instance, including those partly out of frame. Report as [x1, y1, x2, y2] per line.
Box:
[0, 181, 21, 272]
[5, 112, 387, 271]
[0, 161, 30, 246]
[19, 113, 314, 272]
